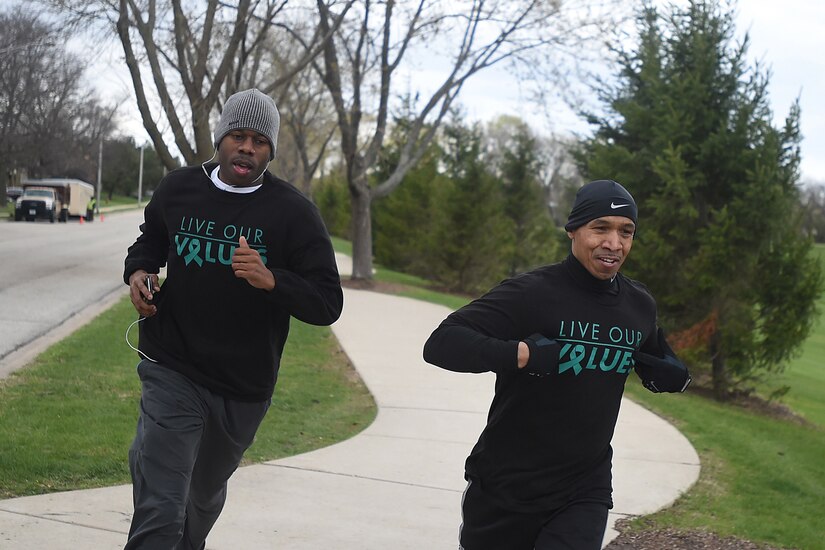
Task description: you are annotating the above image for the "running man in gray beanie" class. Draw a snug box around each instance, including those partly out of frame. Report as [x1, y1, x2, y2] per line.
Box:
[123, 89, 342, 549]
[424, 178, 690, 550]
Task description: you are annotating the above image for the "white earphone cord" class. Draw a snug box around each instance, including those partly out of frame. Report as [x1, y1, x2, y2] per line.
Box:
[125, 317, 158, 363]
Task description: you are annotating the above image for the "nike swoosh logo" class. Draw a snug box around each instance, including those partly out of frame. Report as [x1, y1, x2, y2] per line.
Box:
[610, 202, 629, 209]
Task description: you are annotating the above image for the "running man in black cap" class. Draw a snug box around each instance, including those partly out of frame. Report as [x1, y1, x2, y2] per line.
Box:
[423, 179, 690, 550]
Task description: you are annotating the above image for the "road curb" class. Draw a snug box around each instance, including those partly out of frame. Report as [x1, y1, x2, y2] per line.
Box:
[0, 285, 129, 380]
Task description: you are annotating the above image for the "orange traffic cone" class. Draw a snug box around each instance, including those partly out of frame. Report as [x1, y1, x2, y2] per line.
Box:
[79, 215, 84, 225]
[100, 214, 104, 222]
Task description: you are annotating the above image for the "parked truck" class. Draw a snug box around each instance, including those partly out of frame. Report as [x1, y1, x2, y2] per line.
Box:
[15, 178, 96, 222]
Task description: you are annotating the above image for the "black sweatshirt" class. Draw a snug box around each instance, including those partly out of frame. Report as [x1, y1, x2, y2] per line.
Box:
[423, 254, 663, 513]
[124, 165, 342, 402]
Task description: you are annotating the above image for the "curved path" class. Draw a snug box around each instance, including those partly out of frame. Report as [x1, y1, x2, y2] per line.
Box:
[0, 254, 700, 549]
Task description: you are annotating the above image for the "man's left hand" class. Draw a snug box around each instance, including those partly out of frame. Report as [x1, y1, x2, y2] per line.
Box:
[633, 328, 691, 394]
[232, 236, 276, 290]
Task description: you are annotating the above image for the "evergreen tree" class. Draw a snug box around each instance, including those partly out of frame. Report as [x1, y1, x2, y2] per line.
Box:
[373, 114, 560, 289]
[579, 0, 822, 398]
[102, 138, 165, 200]
[314, 171, 351, 240]
[373, 148, 444, 276]
[497, 123, 560, 275]
[432, 119, 512, 293]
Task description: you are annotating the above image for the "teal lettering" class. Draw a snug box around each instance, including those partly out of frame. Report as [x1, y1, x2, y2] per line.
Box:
[616, 350, 634, 374]
[555, 343, 636, 376]
[178, 217, 215, 236]
[599, 348, 622, 372]
[218, 243, 234, 265]
[623, 328, 636, 346]
[204, 241, 216, 263]
[254, 228, 264, 244]
[222, 225, 255, 241]
[562, 320, 601, 340]
[585, 348, 599, 370]
[609, 326, 642, 346]
[226, 225, 254, 241]
[175, 234, 189, 256]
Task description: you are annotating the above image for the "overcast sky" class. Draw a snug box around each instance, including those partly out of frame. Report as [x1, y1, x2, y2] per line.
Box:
[737, 0, 825, 182]
[93, 0, 825, 183]
[455, 0, 825, 183]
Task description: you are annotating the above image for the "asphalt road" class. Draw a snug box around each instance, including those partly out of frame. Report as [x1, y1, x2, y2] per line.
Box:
[0, 210, 145, 377]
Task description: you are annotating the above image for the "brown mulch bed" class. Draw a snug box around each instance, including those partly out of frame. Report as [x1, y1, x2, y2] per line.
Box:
[604, 520, 792, 549]
[679, 383, 814, 427]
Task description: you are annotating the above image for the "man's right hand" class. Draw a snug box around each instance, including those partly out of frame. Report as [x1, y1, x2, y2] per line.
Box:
[519, 333, 560, 377]
[128, 270, 157, 317]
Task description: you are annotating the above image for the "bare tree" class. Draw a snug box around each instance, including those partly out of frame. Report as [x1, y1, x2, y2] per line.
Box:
[253, 30, 338, 197]
[799, 182, 825, 242]
[0, 7, 116, 191]
[44, 0, 353, 170]
[274, 69, 338, 197]
[534, 133, 581, 225]
[314, 0, 627, 280]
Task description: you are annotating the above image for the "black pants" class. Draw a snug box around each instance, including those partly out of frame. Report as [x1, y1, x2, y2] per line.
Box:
[125, 361, 270, 550]
[459, 480, 609, 550]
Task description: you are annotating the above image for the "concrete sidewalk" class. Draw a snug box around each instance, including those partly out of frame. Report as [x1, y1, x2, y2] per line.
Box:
[0, 255, 700, 549]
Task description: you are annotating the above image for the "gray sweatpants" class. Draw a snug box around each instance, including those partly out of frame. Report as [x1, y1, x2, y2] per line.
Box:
[125, 361, 270, 550]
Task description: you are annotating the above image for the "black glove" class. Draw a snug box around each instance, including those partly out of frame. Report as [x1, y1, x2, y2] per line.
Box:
[633, 329, 691, 393]
[522, 333, 561, 377]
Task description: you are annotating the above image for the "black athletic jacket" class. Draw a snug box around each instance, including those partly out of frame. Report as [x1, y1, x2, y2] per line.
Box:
[423, 254, 688, 512]
[124, 165, 342, 401]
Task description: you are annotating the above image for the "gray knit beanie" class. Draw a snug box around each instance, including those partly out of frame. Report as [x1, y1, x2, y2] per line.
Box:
[214, 89, 280, 160]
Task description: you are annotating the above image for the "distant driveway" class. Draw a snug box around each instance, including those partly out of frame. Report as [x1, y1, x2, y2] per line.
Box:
[0, 210, 144, 377]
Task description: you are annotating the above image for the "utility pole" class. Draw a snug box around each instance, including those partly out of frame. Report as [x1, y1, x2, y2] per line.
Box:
[137, 144, 145, 204]
[96, 138, 103, 215]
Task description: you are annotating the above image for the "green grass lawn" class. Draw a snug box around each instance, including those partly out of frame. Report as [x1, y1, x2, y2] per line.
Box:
[0, 296, 375, 498]
[622, 383, 825, 549]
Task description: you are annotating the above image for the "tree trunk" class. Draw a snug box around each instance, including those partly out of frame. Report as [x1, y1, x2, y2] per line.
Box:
[349, 186, 373, 280]
[710, 329, 728, 400]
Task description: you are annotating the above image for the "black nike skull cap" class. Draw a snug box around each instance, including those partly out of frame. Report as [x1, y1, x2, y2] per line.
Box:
[564, 179, 638, 232]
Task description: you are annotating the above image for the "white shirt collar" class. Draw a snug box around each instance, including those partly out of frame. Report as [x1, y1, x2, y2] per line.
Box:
[210, 166, 262, 194]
